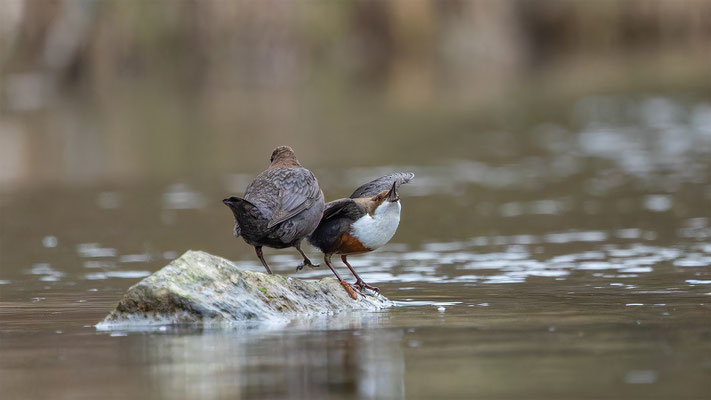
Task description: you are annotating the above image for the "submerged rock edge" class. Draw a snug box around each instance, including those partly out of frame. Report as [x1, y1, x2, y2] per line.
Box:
[96, 250, 392, 329]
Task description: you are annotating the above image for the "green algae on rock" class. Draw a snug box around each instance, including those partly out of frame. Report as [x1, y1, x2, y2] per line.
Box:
[96, 250, 392, 329]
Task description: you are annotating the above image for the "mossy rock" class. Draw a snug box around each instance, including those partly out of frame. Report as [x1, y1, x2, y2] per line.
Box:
[97, 250, 392, 329]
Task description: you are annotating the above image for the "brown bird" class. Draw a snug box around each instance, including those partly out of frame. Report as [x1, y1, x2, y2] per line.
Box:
[308, 173, 414, 296]
[223, 146, 325, 274]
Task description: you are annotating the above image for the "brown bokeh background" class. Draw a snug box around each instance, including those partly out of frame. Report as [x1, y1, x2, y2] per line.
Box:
[1, 0, 709, 189]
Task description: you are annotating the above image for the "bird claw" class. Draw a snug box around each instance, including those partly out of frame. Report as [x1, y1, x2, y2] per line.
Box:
[354, 280, 380, 294]
[295, 261, 320, 271]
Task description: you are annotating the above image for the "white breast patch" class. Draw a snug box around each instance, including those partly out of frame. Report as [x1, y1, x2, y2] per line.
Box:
[351, 201, 401, 250]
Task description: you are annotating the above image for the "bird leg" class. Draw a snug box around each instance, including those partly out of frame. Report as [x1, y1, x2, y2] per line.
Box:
[295, 242, 320, 271]
[341, 255, 379, 293]
[254, 246, 273, 274]
[324, 254, 358, 300]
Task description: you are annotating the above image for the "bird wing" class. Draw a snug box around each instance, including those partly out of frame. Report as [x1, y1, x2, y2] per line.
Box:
[307, 197, 366, 251]
[322, 198, 366, 221]
[349, 172, 415, 198]
[257, 167, 322, 229]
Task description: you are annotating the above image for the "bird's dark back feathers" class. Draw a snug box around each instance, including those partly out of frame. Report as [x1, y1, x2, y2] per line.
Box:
[244, 166, 322, 228]
[308, 198, 366, 252]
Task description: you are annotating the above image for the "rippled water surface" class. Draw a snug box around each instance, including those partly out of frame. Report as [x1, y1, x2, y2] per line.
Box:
[1, 95, 711, 399]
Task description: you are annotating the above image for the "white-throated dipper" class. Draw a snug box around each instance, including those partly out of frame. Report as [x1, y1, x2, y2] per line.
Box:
[223, 146, 325, 274]
[308, 172, 414, 296]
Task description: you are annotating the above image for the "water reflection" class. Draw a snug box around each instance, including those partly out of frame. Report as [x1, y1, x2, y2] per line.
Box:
[162, 183, 207, 210]
[25, 263, 64, 282]
[143, 326, 405, 399]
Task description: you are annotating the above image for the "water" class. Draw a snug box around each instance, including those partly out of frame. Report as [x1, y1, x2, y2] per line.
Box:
[1, 95, 710, 399]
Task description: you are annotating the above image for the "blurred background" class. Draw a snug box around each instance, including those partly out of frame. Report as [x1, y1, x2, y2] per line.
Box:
[1, 1, 710, 399]
[1, 0, 709, 186]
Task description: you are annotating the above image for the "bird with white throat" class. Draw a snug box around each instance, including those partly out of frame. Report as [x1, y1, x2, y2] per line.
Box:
[308, 172, 414, 296]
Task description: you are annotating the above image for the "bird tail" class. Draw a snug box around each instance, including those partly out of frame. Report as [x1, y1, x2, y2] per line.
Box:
[222, 196, 258, 238]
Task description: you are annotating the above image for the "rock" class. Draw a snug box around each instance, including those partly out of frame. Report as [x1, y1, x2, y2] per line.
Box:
[96, 250, 392, 329]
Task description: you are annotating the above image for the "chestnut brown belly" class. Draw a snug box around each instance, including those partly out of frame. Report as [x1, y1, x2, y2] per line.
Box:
[328, 231, 372, 255]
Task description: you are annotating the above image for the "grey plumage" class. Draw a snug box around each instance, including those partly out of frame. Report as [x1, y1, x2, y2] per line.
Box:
[348, 172, 415, 199]
[323, 198, 366, 221]
[223, 146, 325, 273]
[244, 167, 323, 230]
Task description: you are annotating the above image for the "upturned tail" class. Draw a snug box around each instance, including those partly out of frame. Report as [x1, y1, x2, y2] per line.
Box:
[222, 196, 257, 238]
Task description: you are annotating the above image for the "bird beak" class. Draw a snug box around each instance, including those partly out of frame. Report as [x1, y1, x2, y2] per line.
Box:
[222, 198, 233, 206]
[386, 181, 399, 202]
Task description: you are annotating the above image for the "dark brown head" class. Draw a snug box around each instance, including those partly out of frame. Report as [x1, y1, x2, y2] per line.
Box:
[269, 146, 301, 167]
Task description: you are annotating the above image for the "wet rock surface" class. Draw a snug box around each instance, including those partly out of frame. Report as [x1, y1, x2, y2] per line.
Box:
[97, 250, 392, 328]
